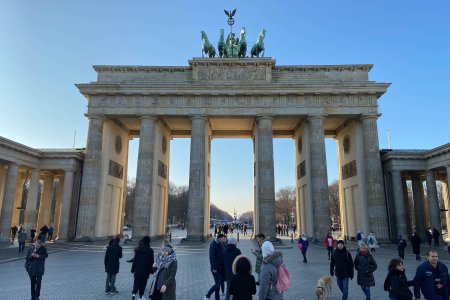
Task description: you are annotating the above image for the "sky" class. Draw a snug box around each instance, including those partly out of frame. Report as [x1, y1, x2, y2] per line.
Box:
[1, 1, 449, 216]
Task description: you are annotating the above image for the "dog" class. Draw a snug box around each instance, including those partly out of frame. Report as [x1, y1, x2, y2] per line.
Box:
[315, 275, 332, 299]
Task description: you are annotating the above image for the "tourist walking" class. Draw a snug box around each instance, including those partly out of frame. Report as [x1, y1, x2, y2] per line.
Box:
[357, 230, 366, 247]
[204, 233, 227, 300]
[229, 255, 257, 300]
[432, 227, 441, 247]
[223, 237, 241, 300]
[47, 224, 54, 241]
[104, 236, 122, 295]
[131, 236, 155, 300]
[354, 243, 377, 300]
[39, 225, 48, 242]
[330, 240, 354, 300]
[10, 224, 18, 242]
[413, 249, 450, 300]
[411, 231, 422, 261]
[397, 235, 407, 260]
[298, 233, 309, 263]
[18, 227, 27, 253]
[251, 233, 266, 285]
[25, 240, 48, 300]
[259, 240, 284, 300]
[151, 245, 177, 300]
[426, 228, 433, 247]
[367, 232, 379, 253]
[30, 225, 36, 243]
[324, 232, 335, 260]
[383, 258, 413, 300]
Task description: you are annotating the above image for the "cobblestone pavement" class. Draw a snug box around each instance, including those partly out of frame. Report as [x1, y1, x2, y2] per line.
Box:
[1, 230, 450, 300]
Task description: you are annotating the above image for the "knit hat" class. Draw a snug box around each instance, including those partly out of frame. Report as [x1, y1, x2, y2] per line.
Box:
[162, 245, 173, 254]
[261, 241, 274, 258]
[228, 237, 237, 245]
[336, 240, 345, 245]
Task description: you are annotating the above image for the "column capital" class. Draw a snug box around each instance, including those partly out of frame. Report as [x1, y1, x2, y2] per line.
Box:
[360, 113, 382, 121]
[256, 115, 274, 121]
[307, 114, 327, 121]
[189, 115, 207, 121]
[84, 113, 105, 120]
[139, 115, 157, 121]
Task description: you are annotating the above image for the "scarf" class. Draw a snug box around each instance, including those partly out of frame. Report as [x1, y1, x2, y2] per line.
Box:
[159, 252, 176, 269]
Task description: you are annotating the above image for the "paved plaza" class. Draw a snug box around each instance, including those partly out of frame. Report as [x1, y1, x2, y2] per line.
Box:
[1, 230, 450, 300]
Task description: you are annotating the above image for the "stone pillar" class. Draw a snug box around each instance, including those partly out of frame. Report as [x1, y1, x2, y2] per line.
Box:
[25, 168, 41, 230]
[133, 116, 157, 239]
[11, 173, 26, 226]
[402, 177, 413, 236]
[37, 174, 54, 228]
[411, 174, 426, 238]
[56, 170, 74, 240]
[308, 115, 330, 239]
[442, 180, 450, 239]
[52, 176, 64, 238]
[76, 114, 104, 240]
[426, 170, 441, 232]
[391, 171, 407, 236]
[254, 116, 276, 240]
[361, 114, 389, 239]
[0, 163, 19, 240]
[187, 116, 208, 241]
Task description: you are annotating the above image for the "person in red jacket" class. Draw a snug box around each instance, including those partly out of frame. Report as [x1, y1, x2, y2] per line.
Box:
[324, 232, 335, 260]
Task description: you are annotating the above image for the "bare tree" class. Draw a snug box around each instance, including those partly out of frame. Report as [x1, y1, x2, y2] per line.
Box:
[124, 180, 136, 225]
[328, 180, 340, 220]
[275, 186, 296, 224]
[238, 211, 254, 224]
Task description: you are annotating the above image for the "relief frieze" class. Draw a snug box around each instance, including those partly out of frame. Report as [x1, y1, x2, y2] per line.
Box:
[196, 67, 266, 81]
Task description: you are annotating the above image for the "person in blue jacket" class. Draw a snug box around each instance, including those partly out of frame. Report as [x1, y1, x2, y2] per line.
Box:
[413, 249, 450, 300]
[298, 233, 309, 263]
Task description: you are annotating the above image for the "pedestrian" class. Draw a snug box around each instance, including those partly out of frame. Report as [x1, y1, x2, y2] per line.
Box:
[432, 227, 440, 247]
[243, 224, 247, 236]
[354, 243, 377, 300]
[30, 225, 36, 243]
[397, 235, 407, 260]
[413, 248, 450, 300]
[383, 258, 413, 300]
[131, 236, 155, 300]
[251, 233, 266, 285]
[18, 227, 27, 253]
[104, 236, 122, 295]
[324, 232, 335, 260]
[229, 255, 257, 300]
[151, 245, 177, 300]
[259, 240, 284, 300]
[357, 230, 366, 247]
[204, 233, 227, 300]
[224, 237, 241, 300]
[10, 224, 18, 242]
[292, 223, 297, 236]
[411, 231, 422, 261]
[426, 228, 433, 247]
[47, 224, 54, 241]
[25, 240, 48, 300]
[367, 232, 379, 254]
[330, 240, 354, 300]
[39, 224, 48, 242]
[298, 233, 309, 263]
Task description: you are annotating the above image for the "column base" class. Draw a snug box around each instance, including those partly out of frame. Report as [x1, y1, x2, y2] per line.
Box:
[182, 235, 207, 244]
[74, 236, 96, 243]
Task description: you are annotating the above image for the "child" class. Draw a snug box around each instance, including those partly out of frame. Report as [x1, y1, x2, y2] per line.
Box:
[229, 255, 257, 300]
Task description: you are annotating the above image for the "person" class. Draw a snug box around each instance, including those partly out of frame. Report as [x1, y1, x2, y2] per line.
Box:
[432, 227, 440, 247]
[259, 240, 284, 300]
[292, 223, 297, 236]
[39, 225, 48, 242]
[357, 230, 366, 247]
[298, 233, 309, 263]
[151, 245, 177, 300]
[330, 240, 354, 300]
[18, 227, 27, 253]
[324, 232, 335, 260]
[30, 225, 36, 243]
[367, 232, 379, 254]
[223, 237, 241, 300]
[243, 224, 247, 236]
[10, 225, 18, 242]
[413, 249, 450, 300]
[229, 255, 257, 300]
[354, 243, 377, 300]
[251, 233, 266, 286]
[383, 258, 413, 300]
[204, 233, 227, 300]
[25, 240, 48, 300]
[426, 228, 433, 247]
[397, 235, 407, 260]
[104, 236, 122, 294]
[411, 231, 422, 261]
[131, 236, 155, 300]
[47, 224, 54, 241]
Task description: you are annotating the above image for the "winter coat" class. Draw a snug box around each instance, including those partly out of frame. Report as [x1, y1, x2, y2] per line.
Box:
[18, 231, 27, 243]
[411, 234, 421, 254]
[252, 238, 268, 274]
[259, 251, 284, 300]
[209, 239, 225, 273]
[367, 234, 379, 249]
[298, 238, 309, 252]
[330, 247, 354, 279]
[224, 244, 242, 280]
[384, 269, 413, 300]
[413, 261, 450, 299]
[104, 244, 123, 274]
[25, 245, 48, 276]
[354, 251, 377, 287]
[154, 260, 177, 300]
[230, 255, 257, 300]
[131, 245, 155, 279]
[324, 236, 334, 248]
[397, 238, 407, 250]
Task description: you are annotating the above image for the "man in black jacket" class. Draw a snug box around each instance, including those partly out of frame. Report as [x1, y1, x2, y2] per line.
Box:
[204, 233, 227, 300]
[25, 240, 48, 300]
[330, 240, 354, 300]
[104, 237, 123, 294]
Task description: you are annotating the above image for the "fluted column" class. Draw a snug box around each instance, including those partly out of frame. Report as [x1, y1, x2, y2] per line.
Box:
[52, 176, 64, 238]
[426, 170, 441, 232]
[254, 116, 276, 239]
[411, 174, 426, 238]
[25, 168, 41, 229]
[402, 177, 413, 236]
[37, 174, 54, 228]
[392, 171, 407, 236]
[133, 116, 157, 239]
[56, 170, 74, 240]
[308, 115, 330, 239]
[0, 163, 19, 239]
[76, 114, 104, 239]
[442, 180, 450, 239]
[361, 114, 389, 238]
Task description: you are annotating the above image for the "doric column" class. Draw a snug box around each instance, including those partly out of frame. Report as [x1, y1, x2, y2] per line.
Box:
[52, 176, 64, 238]
[25, 168, 41, 229]
[37, 174, 54, 228]
[12, 173, 26, 226]
[0, 163, 19, 239]
[56, 170, 74, 240]
[187, 116, 208, 241]
[426, 170, 441, 232]
[308, 115, 330, 239]
[391, 171, 407, 236]
[76, 114, 104, 239]
[254, 116, 276, 239]
[361, 114, 389, 238]
[442, 180, 450, 239]
[133, 115, 157, 238]
[402, 177, 413, 236]
[411, 174, 426, 237]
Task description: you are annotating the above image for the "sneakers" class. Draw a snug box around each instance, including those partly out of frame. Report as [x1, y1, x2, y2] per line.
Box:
[105, 291, 110, 294]
[203, 297, 210, 300]
[110, 290, 119, 294]
[132, 294, 136, 300]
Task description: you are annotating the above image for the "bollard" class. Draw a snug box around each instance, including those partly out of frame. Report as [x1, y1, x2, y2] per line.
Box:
[237, 232, 240, 242]
[169, 232, 172, 243]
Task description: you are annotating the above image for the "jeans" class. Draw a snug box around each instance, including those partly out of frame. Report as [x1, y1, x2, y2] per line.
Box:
[132, 277, 148, 297]
[206, 271, 223, 300]
[336, 277, 349, 300]
[225, 278, 231, 300]
[30, 275, 42, 299]
[105, 272, 117, 292]
[360, 285, 370, 299]
[19, 242, 25, 253]
[398, 249, 404, 259]
[415, 254, 421, 261]
[301, 250, 307, 263]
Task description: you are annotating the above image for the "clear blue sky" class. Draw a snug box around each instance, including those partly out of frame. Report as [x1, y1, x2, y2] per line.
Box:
[1, 1, 449, 215]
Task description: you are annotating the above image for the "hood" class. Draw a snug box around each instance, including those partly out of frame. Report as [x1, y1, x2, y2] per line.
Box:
[225, 244, 237, 252]
[264, 251, 283, 267]
[232, 254, 253, 274]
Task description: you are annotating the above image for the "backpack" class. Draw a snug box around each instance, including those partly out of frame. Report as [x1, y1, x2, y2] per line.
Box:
[368, 236, 374, 244]
[275, 264, 290, 293]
